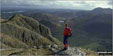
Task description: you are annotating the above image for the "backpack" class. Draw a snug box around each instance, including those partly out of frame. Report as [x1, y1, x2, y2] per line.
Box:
[67, 28, 72, 37]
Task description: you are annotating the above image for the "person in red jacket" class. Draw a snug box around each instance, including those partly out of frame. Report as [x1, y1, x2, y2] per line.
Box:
[63, 24, 72, 50]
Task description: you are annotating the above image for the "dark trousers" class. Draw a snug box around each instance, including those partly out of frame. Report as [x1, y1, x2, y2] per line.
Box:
[63, 36, 68, 48]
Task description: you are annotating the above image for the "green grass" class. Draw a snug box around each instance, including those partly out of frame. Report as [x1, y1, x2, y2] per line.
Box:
[0, 33, 29, 48]
[0, 48, 53, 56]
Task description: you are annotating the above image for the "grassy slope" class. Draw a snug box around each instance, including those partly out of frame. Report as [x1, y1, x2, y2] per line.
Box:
[0, 14, 64, 55]
[0, 48, 53, 56]
[1, 20, 55, 48]
[0, 33, 28, 48]
[8, 14, 63, 47]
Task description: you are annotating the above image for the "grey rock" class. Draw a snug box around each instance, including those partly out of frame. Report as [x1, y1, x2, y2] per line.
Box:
[55, 47, 87, 56]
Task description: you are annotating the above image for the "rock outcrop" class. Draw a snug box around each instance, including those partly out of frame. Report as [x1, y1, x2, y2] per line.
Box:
[0, 14, 63, 51]
[54, 47, 99, 56]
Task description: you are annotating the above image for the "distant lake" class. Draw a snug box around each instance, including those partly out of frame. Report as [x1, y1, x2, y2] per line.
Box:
[59, 20, 64, 23]
[3, 11, 24, 14]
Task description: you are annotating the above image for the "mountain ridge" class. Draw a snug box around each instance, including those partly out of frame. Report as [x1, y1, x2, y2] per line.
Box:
[1, 14, 64, 53]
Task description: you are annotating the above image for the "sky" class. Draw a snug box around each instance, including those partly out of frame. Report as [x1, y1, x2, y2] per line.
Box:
[1, 0, 113, 10]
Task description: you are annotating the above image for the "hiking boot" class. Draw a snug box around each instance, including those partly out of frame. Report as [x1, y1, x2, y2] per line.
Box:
[63, 47, 67, 50]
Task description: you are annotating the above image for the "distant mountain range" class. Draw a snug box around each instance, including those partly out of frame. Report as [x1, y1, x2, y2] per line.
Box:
[92, 7, 112, 14]
[66, 8, 112, 51]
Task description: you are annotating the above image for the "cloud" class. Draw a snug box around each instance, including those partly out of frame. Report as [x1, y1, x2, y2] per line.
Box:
[107, 0, 113, 5]
[1, 0, 112, 10]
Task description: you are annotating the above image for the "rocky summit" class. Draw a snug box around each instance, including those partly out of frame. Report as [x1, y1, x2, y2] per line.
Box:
[0, 14, 63, 54]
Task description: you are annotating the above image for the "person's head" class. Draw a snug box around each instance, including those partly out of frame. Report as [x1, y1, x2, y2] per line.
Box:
[65, 24, 68, 27]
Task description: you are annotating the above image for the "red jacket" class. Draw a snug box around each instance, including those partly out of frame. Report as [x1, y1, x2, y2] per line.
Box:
[64, 27, 72, 36]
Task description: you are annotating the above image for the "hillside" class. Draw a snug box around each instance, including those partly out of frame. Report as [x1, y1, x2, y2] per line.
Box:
[65, 8, 112, 51]
[23, 12, 65, 32]
[0, 14, 64, 55]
